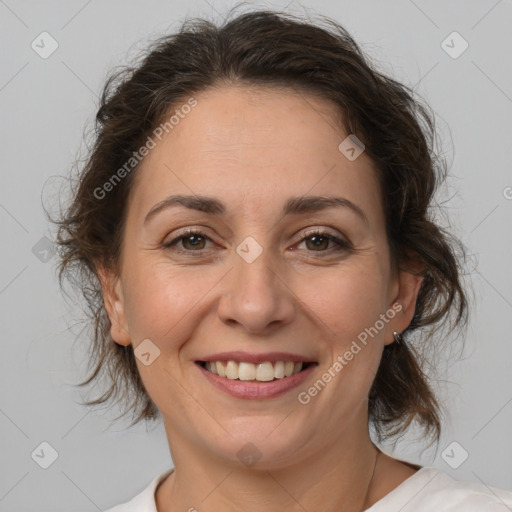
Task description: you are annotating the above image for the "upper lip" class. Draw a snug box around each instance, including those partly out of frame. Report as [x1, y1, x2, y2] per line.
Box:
[197, 351, 317, 364]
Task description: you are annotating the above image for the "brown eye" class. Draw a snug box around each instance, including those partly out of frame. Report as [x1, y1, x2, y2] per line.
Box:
[304, 234, 330, 251]
[181, 233, 207, 250]
[163, 228, 212, 252]
[297, 229, 351, 253]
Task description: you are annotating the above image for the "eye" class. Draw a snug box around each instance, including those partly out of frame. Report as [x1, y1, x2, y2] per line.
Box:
[163, 228, 214, 253]
[295, 228, 351, 254]
[162, 227, 351, 256]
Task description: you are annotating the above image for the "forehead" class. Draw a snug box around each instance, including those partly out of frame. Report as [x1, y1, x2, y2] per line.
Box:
[127, 85, 382, 226]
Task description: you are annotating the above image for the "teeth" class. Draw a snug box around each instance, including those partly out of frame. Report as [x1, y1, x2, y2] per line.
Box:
[226, 361, 238, 379]
[216, 361, 226, 377]
[238, 362, 256, 381]
[274, 361, 285, 379]
[203, 360, 304, 381]
[256, 362, 275, 381]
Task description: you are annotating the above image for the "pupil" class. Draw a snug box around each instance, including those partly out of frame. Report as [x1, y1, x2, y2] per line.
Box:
[188, 235, 202, 246]
[309, 235, 327, 249]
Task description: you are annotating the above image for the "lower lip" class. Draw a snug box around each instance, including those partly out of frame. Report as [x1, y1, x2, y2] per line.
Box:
[197, 363, 316, 399]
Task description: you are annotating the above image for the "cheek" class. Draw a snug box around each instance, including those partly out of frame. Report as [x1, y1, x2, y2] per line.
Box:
[300, 259, 390, 396]
[301, 260, 389, 340]
[122, 258, 217, 345]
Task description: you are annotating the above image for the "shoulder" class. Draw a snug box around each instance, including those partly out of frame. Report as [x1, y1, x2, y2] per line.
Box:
[104, 468, 174, 512]
[368, 466, 512, 511]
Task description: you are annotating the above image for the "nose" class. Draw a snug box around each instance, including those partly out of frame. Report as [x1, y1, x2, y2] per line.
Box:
[217, 246, 296, 335]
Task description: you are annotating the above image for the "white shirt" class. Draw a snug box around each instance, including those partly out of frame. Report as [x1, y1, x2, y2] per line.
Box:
[104, 466, 512, 511]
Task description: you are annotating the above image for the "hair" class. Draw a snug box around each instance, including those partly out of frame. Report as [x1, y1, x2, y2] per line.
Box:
[53, 6, 469, 444]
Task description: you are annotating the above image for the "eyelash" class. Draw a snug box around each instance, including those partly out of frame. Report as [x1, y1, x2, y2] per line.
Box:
[162, 228, 351, 256]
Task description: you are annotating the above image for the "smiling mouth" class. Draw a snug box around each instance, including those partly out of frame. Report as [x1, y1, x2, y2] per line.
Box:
[197, 360, 316, 382]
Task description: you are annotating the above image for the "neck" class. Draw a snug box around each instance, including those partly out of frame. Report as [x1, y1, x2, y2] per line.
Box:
[156, 418, 381, 512]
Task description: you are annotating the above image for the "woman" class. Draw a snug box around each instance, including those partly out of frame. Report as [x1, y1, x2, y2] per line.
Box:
[54, 7, 512, 512]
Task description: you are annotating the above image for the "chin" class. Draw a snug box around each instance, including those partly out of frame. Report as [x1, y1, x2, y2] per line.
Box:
[199, 415, 315, 469]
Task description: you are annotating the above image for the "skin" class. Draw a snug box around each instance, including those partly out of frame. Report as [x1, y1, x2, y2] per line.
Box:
[99, 85, 424, 511]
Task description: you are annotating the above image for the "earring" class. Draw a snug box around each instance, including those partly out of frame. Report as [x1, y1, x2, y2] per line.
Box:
[393, 331, 403, 345]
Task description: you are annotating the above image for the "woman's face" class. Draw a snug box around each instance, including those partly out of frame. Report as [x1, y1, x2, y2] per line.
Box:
[101, 85, 422, 467]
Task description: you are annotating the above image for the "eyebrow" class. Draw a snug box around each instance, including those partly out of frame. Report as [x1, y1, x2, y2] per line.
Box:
[144, 194, 369, 226]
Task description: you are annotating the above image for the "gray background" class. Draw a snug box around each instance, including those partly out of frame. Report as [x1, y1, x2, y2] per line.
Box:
[1, 0, 511, 510]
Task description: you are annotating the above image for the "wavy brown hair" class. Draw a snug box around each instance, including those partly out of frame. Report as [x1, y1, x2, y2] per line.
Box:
[52, 6, 470, 443]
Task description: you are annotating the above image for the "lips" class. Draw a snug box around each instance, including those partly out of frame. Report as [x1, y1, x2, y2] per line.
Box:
[195, 351, 317, 399]
[197, 361, 317, 399]
[197, 351, 315, 380]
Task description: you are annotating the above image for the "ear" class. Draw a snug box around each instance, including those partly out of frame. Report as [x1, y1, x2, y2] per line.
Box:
[384, 258, 424, 346]
[97, 266, 131, 346]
